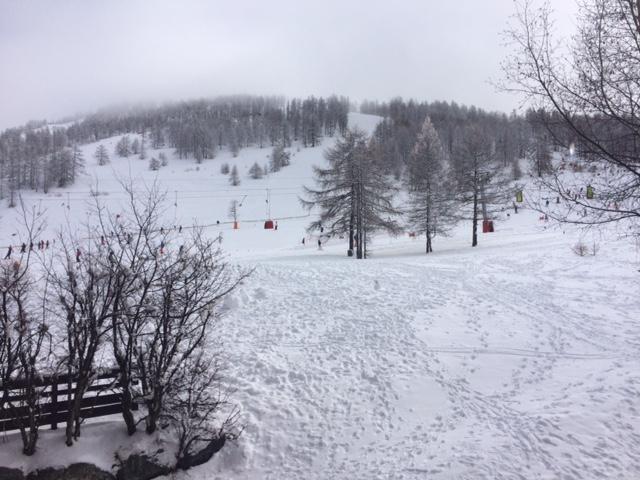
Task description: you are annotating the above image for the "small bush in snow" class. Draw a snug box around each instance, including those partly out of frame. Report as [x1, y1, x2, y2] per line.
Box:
[149, 157, 161, 171]
[220, 163, 230, 175]
[572, 242, 589, 257]
[572, 241, 598, 257]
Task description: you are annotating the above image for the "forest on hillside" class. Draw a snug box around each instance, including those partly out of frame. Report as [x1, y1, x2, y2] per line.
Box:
[0, 93, 592, 210]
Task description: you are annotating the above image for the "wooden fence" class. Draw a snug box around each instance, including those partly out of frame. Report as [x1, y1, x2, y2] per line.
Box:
[0, 369, 137, 432]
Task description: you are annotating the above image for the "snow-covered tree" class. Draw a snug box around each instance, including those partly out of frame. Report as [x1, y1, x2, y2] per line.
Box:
[149, 157, 161, 171]
[71, 144, 84, 181]
[139, 135, 147, 160]
[248, 162, 264, 179]
[131, 138, 140, 155]
[116, 136, 131, 157]
[220, 163, 230, 175]
[503, 0, 640, 229]
[404, 117, 459, 253]
[95, 144, 109, 166]
[159, 151, 168, 167]
[270, 144, 291, 172]
[229, 165, 240, 186]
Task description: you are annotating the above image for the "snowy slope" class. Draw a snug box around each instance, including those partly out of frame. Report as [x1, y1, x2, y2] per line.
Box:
[0, 113, 380, 256]
[1, 113, 640, 479]
[206, 229, 640, 480]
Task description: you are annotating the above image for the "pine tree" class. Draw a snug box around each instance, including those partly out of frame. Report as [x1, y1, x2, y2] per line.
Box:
[220, 163, 230, 175]
[151, 126, 164, 148]
[302, 128, 400, 258]
[270, 144, 290, 172]
[116, 136, 131, 157]
[131, 138, 140, 155]
[95, 144, 109, 166]
[229, 165, 240, 186]
[71, 144, 84, 181]
[149, 157, 161, 171]
[248, 162, 264, 179]
[229, 128, 240, 157]
[139, 135, 147, 160]
[55, 148, 75, 188]
[405, 117, 459, 253]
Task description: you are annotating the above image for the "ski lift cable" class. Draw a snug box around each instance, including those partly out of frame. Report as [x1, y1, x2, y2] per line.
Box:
[0, 212, 312, 250]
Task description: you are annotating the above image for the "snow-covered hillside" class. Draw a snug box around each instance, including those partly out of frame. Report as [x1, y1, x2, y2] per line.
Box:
[1, 113, 639, 479]
[0, 113, 380, 257]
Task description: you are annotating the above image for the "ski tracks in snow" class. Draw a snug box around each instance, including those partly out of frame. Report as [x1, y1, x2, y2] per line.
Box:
[207, 247, 640, 480]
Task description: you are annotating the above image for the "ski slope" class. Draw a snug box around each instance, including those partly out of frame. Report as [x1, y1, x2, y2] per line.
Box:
[0, 113, 381, 257]
[1, 113, 640, 479]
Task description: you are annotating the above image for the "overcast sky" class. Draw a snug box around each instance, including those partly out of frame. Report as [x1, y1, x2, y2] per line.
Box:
[0, 0, 578, 130]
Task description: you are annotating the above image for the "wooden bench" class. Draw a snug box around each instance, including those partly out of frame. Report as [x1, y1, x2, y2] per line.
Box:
[0, 369, 138, 432]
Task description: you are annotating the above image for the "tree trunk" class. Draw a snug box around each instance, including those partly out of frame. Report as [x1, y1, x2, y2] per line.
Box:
[118, 368, 136, 435]
[472, 189, 479, 247]
[112, 315, 138, 436]
[145, 393, 161, 434]
[425, 202, 433, 254]
[65, 376, 89, 446]
[348, 212, 354, 255]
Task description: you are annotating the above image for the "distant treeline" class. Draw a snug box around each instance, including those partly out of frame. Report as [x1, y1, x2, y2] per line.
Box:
[0, 95, 350, 206]
[361, 98, 562, 179]
[0, 94, 568, 207]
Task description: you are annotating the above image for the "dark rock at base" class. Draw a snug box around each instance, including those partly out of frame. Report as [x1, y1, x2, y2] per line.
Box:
[0, 467, 24, 480]
[115, 455, 171, 480]
[25, 464, 114, 480]
[176, 436, 226, 471]
[62, 464, 114, 480]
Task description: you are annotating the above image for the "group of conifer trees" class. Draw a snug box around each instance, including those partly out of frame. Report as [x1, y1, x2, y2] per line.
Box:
[0, 95, 349, 206]
[303, 115, 514, 257]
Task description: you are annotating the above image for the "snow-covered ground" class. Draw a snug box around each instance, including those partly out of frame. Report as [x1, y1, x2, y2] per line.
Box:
[1, 113, 640, 479]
